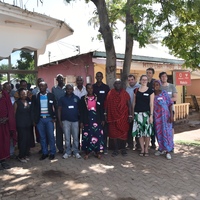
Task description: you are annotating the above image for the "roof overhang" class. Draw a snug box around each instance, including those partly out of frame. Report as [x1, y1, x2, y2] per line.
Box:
[0, 2, 74, 61]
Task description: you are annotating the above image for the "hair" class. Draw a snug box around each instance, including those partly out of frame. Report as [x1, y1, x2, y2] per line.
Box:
[86, 83, 93, 89]
[140, 74, 148, 81]
[128, 74, 136, 79]
[146, 67, 155, 74]
[159, 71, 167, 79]
[3, 82, 9, 88]
[96, 72, 103, 76]
[76, 76, 83, 81]
[18, 88, 27, 96]
[20, 80, 27, 85]
[15, 83, 20, 90]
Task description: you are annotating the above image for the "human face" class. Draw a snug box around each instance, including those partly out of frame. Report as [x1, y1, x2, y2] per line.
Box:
[57, 76, 64, 84]
[128, 76, 136, 87]
[153, 82, 161, 91]
[20, 81, 27, 89]
[76, 77, 84, 87]
[160, 73, 168, 84]
[4, 83, 11, 93]
[114, 81, 122, 91]
[86, 84, 93, 95]
[140, 76, 148, 86]
[37, 78, 44, 86]
[19, 90, 27, 100]
[65, 85, 73, 96]
[96, 73, 103, 83]
[146, 70, 154, 80]
[39, 82, 47, 94]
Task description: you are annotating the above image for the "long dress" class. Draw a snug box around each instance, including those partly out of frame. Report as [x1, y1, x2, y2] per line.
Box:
[81, 96, 104, 153]
[153, 90, 174, 152]
[15, 99, 32, 158]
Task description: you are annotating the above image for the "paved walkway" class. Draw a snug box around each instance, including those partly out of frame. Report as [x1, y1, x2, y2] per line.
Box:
[1, 129, 200, 200]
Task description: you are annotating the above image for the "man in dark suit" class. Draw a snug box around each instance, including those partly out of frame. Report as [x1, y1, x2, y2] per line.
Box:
[32, 82, 57, 160]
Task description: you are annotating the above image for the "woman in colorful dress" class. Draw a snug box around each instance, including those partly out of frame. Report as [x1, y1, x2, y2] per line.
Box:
[153, 80, 174, 160]
[14, 88, 32, 163]
[79, 83, 105, 160]
[132, 75, 154, 156]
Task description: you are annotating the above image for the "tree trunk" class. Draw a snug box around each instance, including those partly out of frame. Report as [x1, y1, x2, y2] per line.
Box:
[121, 0, 134, 89]
[91, 0, 116, 89]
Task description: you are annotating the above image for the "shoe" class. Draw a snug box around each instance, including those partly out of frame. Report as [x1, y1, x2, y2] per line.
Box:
[111, 151, 119, 157]
[58, 150, 64, 154]
[25, 157, 30, 161]
[62, 153, 71, 159]
[155, 151, 165, 156]
[18, 157, 27, 163]
[49, 154, 55, 160]
[166, 153, 172, 160]
[39, 154, 48, 160]
[150, 144, 156, 150]
[73, 153, 81, 159]
[103, 149, 108, 155]
[1, 162, 10, 169]
[139, 152, 144, 157]
[144, 153, 150, 157]
[121, 149, 128, 156]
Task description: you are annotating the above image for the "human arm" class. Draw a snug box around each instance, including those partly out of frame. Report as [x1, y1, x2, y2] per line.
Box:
[149, 92, 154, 124]
[127, 99, 133, 123]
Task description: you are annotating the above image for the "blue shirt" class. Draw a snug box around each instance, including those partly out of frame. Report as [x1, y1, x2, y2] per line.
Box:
[52, 85, 66, 102]
[58, 93, 79, 122]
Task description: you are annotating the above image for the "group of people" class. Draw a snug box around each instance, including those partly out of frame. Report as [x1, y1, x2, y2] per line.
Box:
[0, 68, 177, 169]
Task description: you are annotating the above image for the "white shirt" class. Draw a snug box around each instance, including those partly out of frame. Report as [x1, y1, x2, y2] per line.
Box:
[73, 86, 87, 99]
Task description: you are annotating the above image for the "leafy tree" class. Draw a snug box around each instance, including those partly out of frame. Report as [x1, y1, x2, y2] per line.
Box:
[154, 0, 200, 69]
[16, 51, 35, 84]
[65, 0, 156, 88]
[0, 64, 9, 81]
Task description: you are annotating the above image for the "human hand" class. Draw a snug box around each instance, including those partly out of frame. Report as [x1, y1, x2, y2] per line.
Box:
[149, 115, 153, 124]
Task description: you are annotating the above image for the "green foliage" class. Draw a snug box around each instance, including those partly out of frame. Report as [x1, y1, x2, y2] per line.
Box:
[0, 64, 9, 81]
[154, 0, 200, 69]
[16, 51, 35, 84]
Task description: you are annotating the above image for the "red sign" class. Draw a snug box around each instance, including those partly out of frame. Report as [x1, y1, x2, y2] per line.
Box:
[175, 71, 191, 86]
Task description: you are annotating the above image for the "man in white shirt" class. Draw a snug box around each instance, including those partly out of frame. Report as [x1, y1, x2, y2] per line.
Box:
[73, 76, 87, 99]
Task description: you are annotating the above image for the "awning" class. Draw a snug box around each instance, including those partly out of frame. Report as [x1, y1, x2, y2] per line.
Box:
[0, 2, 74, 62]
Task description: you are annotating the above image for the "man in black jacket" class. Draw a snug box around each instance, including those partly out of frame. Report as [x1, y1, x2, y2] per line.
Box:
[32, 82, 57, 160]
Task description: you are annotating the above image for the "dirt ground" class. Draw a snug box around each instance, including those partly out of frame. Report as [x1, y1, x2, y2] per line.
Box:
[174, 111, 200, 134]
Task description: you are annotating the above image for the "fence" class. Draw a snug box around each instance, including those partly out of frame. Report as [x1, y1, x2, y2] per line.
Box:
[174, 103, 190, 122]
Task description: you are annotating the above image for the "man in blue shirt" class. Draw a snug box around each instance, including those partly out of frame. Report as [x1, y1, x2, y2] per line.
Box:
[58, 84, 81, 159]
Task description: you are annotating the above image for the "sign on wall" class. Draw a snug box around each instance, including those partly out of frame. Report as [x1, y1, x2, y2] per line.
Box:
[174, 71, 191, 86]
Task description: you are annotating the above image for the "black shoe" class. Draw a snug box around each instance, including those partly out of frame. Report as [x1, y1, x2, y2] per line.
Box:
[39, 154, 48, 160]
[49, 154, 55, 160]
[121, 149, 128, 156]
[58, 150, 64, 154]
[150, 144, 156, 150]
[1, 162, 10, 169]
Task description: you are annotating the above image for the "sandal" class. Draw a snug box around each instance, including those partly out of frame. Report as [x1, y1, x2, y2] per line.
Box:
[144, 153, 150, 157]
[84, 155, 89, 160]
[111, 151, 119, 157]
[139, 152, 144, 157]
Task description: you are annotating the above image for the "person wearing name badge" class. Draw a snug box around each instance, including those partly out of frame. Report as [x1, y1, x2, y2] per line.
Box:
[79, 83, 105, 160]
[14, 88, 32, 163]
[159, 72, 177, 152]
[153, 80, 174, 160]
[93, 72, 110, 154]
[58, 84, 81, 159]
[31, 82, 57, 160]
[132, 75, 154, 157]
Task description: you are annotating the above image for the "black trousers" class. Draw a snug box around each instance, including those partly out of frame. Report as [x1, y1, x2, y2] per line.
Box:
[17, 126, 31, 158]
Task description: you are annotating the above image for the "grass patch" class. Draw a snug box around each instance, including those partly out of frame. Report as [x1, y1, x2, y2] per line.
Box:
[175, 140, 200, 147]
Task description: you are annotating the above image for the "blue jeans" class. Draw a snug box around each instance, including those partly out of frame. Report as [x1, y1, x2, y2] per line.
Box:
[37, 118, 56, 155]
[62, 120, 79, 155]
